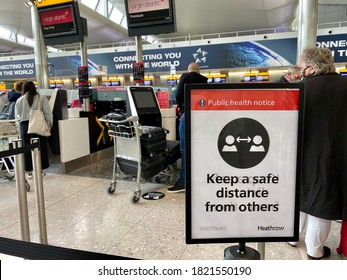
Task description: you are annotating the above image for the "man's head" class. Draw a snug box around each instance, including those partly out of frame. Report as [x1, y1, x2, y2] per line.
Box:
[188, 62, 200, 73]
[299, 47, 335, 79]
[284, 65, 301, 82]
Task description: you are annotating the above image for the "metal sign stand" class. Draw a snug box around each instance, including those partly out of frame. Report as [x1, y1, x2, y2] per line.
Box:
[224, 242, 260, 260]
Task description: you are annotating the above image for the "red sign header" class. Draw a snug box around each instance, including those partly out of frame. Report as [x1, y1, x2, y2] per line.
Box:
[191, 89, 300, 111]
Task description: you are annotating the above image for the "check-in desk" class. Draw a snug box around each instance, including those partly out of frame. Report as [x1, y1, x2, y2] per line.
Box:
[58, 118, 90, 173]
[58, 86, 177, 172]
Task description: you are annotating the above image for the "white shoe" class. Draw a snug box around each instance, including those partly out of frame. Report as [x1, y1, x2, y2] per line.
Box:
[26, 172, 33, 179]
[288, 242, 298, 247]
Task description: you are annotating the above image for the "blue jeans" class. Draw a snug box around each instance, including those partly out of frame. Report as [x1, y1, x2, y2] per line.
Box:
[177, 113, 185, 185]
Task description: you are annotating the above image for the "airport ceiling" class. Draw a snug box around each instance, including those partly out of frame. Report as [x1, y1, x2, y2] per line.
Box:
[1, 0, 347, 54]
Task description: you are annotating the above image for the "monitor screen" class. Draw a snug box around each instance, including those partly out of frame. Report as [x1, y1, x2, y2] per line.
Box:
[214, 77, 226, 83]
[207, 78, 214, 83]
[340, 72, 347, 77]
[38, 4, 78, 38]
[102, 81, 112, 86]
[125, 0, 174, 28]
[167, 79, 176, 86]
[244, 76, 256, 82]
[257, 75, 270, 81]
[112, 81, 121, 86]
[132, 90, 158, 109]
[144, 80, 153, 86]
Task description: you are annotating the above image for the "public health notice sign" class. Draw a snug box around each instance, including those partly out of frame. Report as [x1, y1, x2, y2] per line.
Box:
[185, 83, 304, 244]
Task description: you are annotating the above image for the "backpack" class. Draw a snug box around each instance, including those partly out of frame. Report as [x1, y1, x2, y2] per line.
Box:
[0, 102, 16, 120]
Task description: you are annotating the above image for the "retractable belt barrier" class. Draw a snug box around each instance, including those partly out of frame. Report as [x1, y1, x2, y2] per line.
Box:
[0, 236, 136, 260]
[0, 140, 137, 260]
[0, 141, 39, 158]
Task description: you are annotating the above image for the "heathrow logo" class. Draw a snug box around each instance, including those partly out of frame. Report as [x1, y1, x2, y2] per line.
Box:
[193, 48, 208, 64]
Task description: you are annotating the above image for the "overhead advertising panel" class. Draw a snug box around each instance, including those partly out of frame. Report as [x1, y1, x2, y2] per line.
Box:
[185, 83, 304, 244]
[2, 34, 347, 79]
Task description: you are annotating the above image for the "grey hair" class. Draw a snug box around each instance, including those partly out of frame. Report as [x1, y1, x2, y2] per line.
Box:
[287, 65, 301, 74]
[300, 47, 336, 75]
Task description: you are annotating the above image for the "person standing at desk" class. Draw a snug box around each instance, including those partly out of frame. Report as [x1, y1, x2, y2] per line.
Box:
[167, 62, 208, 193]
[275, 65, 301, 83]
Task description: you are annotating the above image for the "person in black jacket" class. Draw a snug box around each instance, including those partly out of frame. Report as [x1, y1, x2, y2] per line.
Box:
[167, 62, 208, 193]
[295, 47, 347, 259]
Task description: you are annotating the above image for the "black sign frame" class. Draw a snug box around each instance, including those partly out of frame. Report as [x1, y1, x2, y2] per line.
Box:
[185, 83, 305, 244]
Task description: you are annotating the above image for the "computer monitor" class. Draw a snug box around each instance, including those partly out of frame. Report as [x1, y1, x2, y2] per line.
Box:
[244, 75, 256, 82]
[167, 79, 176, 86]
[144, 80, 153, 86]
[112, 81, 121, 86]
[214, 77, 227, 83]
[102, 81, 112, 86]
[257, 75, 269, 81]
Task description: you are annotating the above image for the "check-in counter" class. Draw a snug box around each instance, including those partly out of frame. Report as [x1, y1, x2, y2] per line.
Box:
[56, 86, 177, 172]
[58, 118, 90, 172]
[161, 106, 177, 140]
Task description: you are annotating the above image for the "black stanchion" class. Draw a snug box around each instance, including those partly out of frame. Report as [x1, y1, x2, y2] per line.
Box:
[224, 242, 260, 260]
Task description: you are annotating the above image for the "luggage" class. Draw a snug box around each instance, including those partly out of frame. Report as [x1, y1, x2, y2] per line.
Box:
[165, 140, 181, 165]
[118, 152, 168, 180]
[106, 110, 135, 137]
[140, 126, 168, 157]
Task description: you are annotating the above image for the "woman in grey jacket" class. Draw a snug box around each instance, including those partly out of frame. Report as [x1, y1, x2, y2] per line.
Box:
[15, 81, 53, 179]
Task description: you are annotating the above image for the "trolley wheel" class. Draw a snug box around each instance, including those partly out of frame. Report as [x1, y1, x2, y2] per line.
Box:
[155, 175, 162, 183]
[165, 176, 174, 186]
[107, 182, 116, 194]
[25, 181, 30, 192]
[5, 173, 15, 181]
[131, 190, 141, 204]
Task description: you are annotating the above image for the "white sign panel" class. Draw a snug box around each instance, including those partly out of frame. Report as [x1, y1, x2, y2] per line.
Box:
[186, 84, 304, 244]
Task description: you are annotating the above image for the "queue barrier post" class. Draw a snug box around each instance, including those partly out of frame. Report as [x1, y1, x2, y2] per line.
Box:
[12, 139, 31, 242]
[255, 242, 265, 260]
[30, 138, 48, 245]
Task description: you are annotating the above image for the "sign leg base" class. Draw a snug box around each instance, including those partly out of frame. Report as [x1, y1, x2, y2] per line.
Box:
[224, 242, 260, 260]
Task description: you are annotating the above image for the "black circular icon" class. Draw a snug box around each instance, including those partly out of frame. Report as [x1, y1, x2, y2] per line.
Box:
[217, 118, 270, 169]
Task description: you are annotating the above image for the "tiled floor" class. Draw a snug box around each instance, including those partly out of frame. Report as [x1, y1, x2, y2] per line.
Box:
[0, 155, 345, 260]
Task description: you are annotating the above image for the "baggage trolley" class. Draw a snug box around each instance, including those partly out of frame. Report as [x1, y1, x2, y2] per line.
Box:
[99, 115, 142, 204]
[0, 119, 30, 191]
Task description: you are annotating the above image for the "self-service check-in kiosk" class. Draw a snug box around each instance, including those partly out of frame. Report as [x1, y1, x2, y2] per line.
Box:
[126, 86, 162, 127]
